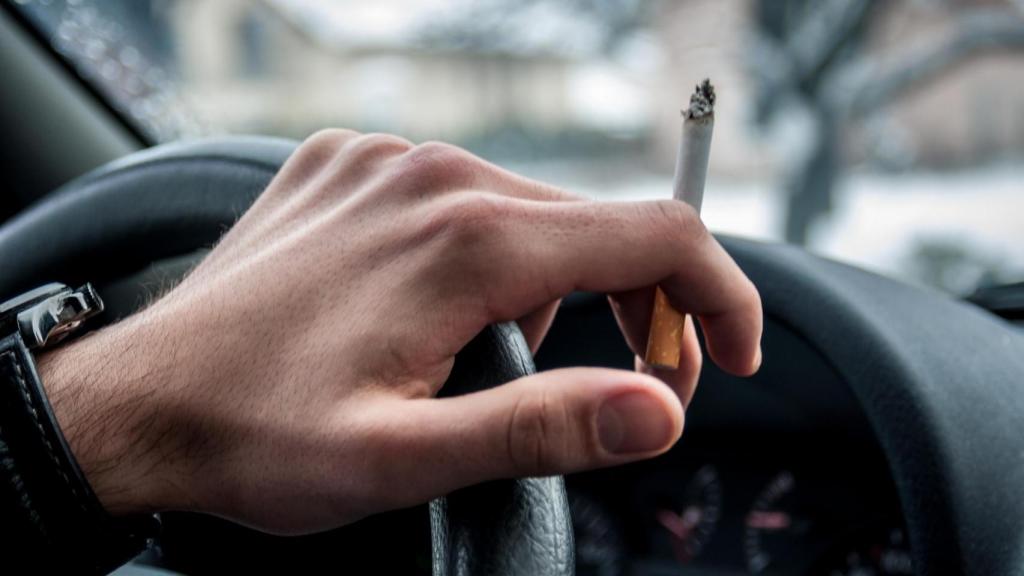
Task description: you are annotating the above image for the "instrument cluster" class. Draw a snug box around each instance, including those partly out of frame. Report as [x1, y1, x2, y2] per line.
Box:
[568, 432, 911, 576]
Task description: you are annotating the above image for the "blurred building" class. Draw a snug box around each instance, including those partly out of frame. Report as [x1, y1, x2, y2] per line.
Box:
[170, 0, 1023, 178]
[170, 0, 571, 142]
[856, 1, 1024, 168]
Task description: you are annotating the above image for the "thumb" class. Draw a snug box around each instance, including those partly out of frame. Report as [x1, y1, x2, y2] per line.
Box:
[381, 368, 684, 505]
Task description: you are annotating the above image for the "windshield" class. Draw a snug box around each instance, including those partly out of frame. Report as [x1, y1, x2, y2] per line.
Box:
[12, 0, 1024, 295]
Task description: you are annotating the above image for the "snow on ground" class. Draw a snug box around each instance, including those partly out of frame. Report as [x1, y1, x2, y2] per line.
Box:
[814, 166, 1024, 288]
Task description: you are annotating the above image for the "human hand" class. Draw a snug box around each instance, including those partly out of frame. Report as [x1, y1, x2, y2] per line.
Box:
[39, 130, 762, 534]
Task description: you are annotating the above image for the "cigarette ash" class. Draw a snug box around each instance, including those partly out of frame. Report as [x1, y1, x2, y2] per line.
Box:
[684, 79, 715, 120]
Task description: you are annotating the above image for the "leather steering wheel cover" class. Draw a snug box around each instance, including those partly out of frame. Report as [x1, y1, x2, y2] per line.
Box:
[432, 322, 574, 576]
[0, 137, 295, 297]
[0, 136, 574, 576]
[719, 238, 1024, 576]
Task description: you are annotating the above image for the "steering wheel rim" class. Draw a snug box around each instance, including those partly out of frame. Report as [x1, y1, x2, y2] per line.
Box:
[717, 237, 1024, 576]
[0, 136, 574, 576]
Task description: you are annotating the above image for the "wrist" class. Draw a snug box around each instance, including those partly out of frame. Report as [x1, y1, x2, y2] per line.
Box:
[37, 311, 181, 517]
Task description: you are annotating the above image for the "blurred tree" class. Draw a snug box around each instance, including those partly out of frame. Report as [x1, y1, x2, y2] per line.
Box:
[748, 0, 875, 245]
[424, 0, 1024, 247]
[749, 0, 1024, 244]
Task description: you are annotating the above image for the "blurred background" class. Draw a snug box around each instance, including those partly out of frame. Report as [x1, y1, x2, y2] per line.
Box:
[13, 0, 1024, 295]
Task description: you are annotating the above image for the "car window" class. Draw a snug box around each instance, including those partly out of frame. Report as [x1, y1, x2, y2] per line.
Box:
[11, 0, 1024, 295]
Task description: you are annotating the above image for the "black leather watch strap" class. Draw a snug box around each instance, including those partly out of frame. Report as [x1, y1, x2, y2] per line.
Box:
[0, 332, 157, 574]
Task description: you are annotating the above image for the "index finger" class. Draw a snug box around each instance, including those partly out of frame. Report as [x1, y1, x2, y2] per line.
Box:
[477, 197, 762, 376]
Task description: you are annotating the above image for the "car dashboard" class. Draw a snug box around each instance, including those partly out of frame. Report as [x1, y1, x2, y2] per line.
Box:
[539, 293, 912, 576]
[566, 433, 909, 575]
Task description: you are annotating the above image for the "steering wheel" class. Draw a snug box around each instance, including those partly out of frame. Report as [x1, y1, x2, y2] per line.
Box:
[0, 136, 573, 576]
[711, 239, 1024, 575]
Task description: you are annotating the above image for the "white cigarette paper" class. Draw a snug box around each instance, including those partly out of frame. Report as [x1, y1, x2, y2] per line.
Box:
[645, 79, 716, 369]
[674, 79, 715, 212]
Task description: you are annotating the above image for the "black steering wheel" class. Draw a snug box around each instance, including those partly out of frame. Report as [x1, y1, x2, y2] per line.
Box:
[0, 136, 574, 576]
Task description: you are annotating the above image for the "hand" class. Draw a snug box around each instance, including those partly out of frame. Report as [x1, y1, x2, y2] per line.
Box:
[38, 130, 762, 535]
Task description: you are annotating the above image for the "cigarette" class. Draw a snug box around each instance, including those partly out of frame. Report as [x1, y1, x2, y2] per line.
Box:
[644, 79, 715, 369]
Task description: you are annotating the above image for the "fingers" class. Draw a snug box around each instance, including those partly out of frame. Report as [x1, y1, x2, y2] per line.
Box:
[241, 130, 408, 233]
[608, 290, 703, 406]
[608, 287, 657, 354]
[516, 299, 561, 354]
[280, 128, 364, 179]
[636, 318, 703, 407]
[375, 368, 683, 505]
[472, 199, 761, 376]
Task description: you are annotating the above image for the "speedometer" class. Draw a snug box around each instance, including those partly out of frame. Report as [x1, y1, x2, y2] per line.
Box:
[743, 470, 832, 574]
[743, 469, 911, 575]
[570, 493, 624, 576]
[818, 526, 913, 575]
[656, 464, 722, 564]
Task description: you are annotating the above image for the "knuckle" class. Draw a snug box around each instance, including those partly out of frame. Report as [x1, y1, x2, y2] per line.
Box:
[302, 128, 360, 155]
[343, 133, 413, 162]
[277, 129, 359, 179]
[414, 194, 524, 320]
[422, 193, 515, 247]
[444, 193, 512, 237]
[411, 141, 474, 168]
[411, 193, 506, 277]
[506, 389, 569, 474]
[397, 141, 479, 190]
[650, 200, 709, 247]
[428, 195, 513, 279]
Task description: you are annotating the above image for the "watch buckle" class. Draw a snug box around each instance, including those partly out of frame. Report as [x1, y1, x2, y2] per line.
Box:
[17, 284, 104, 349]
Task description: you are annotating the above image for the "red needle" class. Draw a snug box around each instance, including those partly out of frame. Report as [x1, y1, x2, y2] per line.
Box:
[658, 507, 706, 564]
[657, 507, 702, 540]
[746, 510, 792, 531]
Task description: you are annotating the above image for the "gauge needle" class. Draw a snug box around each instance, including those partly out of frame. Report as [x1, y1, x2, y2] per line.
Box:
[657, 507, 702, 540]
[745, 510, 792, 531]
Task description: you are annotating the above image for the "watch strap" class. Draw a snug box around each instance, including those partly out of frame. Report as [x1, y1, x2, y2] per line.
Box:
[0, 332, 157, 573]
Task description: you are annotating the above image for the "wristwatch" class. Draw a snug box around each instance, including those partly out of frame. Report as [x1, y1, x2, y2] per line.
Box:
[0, 283, 159, 574]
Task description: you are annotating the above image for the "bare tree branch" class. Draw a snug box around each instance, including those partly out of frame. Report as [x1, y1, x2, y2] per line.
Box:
[839, 8, 1024, 118]
[748, 0, 874, 121]
[787, 0, 875, 85]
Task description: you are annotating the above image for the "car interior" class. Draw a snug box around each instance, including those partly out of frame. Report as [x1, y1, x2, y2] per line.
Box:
[1, 2, 1023, 575]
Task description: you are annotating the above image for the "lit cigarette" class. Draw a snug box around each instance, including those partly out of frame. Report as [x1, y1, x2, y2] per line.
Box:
[644, 79, 715, 369]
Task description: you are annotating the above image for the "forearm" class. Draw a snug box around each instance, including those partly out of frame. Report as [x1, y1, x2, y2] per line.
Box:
[0, 319, 158, 573]
[38, 312, 172, 516]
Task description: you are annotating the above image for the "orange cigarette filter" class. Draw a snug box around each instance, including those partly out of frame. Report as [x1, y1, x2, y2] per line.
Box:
[645, 287, 685, 368]
[643, 80, 715, 369]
